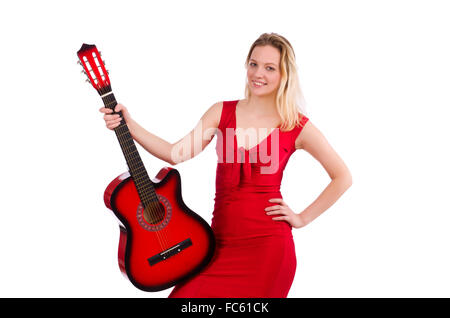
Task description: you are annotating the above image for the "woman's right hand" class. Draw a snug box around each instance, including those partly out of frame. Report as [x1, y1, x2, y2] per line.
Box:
[99, 103, 131, 130]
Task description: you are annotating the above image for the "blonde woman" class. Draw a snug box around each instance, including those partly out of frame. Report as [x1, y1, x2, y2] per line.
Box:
[100, 33, 352, 297]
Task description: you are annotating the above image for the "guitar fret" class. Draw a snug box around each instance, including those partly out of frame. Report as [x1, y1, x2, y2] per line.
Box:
[132, 172, 151, 185]
[119, 136, 134, 146]
[143, 193, 158, 203]
[130, 163, 145, 173]
[137, 188, 157, 203]
[125, 154, 142, 166]
[120, 138, 135, 149]
[133, 164, 147, 172]
[124, 148, 138, 156]
[116, 129, 130, 138]
[132, 171, 148, 182]
[132, 169, 148, 178]
[132, 173, 150, 184]
[121, 142, 136, 152]
[126, 157, 142, 168]
[104, 100, 117, 107]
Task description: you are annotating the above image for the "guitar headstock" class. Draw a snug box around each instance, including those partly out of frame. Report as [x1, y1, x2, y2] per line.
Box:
[77, 43, 111, 93]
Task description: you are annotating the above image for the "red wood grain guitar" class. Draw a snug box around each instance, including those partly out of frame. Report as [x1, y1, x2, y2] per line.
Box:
[77, 43, 215, 292]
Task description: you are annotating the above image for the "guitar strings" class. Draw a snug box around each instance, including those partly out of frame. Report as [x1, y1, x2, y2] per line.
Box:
[104, 92, 171, 250]
[106, 94, 168, 250]
[110, 100, 169, 251]
[102, 90, 168, 247]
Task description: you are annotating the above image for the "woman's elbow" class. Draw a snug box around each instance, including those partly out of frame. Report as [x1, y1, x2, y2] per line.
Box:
[332, 170, 352, 188]
[342, 171, 353, 188]
[167, 143, 191, 166]
[166, 147, 180, 166]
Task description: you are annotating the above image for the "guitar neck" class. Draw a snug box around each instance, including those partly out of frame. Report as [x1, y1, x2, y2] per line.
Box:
[100, 86, 158, 205]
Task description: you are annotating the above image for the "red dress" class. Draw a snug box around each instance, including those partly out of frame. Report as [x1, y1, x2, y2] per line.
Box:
[169, 100, 309, 298]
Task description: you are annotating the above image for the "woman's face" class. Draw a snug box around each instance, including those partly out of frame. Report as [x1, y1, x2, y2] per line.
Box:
[246, 45, 281, 98]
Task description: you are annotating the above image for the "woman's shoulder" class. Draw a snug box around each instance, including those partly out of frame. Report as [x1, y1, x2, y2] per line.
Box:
[199, 101, 223, 128]
[209, 99, 240, 116]
[201, 100, 238, 128]
[206, 99, 242, 128]
[296, 111, 309, 126]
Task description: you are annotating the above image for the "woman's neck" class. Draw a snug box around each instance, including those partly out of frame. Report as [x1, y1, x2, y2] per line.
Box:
[245, 94, 277, 114]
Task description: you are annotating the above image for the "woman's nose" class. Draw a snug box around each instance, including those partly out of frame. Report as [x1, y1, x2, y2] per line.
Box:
[254, 66, 265, 78]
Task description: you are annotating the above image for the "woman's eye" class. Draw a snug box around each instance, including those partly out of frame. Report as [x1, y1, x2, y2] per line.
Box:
[250, 62, 257, 67]
[267, 66, 275, 71]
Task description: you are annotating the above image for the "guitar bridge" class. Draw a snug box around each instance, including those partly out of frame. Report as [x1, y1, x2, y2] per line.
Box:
[147, 238, 192, 266]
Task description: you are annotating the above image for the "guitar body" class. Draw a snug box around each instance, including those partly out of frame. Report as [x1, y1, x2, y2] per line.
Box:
[104, 167, 216, 292]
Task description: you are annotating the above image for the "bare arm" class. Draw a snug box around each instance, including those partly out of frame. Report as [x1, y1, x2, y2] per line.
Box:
[295, 120, 353, 225]
[127, 117, 176, 164]
[99, 102, 223, 165]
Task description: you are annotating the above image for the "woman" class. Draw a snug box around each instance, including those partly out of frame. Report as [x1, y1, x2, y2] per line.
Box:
[100, 33, 352, 298]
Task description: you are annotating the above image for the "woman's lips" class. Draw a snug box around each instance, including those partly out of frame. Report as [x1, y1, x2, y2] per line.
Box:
[252, 80, 267, 88]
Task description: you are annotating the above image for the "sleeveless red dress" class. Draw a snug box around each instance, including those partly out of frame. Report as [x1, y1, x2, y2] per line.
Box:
[169, 100, 309, 298]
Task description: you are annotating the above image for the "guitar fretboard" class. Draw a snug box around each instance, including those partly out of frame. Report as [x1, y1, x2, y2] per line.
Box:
[99, 85, 159, 206]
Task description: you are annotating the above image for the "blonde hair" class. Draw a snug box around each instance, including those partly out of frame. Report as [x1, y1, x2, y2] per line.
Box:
[244, 33, 307, 131]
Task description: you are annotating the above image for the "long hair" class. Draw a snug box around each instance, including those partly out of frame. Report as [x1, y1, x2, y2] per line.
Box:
[244, 33, 307, 131]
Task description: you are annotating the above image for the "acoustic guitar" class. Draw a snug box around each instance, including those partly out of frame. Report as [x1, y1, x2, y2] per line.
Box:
[77, 43, 215, 292]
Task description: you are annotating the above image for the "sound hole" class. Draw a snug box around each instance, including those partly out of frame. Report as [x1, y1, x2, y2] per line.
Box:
[136, 194, 172, 232]
[143, 202, 165, 224]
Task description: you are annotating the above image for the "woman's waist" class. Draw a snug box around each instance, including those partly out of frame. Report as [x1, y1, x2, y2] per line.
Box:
[213, 189, 281, 210]
[211, 219, 293, 241]
[214, 186, 281, 199]
[211, 199, 292, 239]
[213, 231, 294, 247]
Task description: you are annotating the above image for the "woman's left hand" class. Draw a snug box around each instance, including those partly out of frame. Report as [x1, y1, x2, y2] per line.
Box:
[265, 198, 307, 229]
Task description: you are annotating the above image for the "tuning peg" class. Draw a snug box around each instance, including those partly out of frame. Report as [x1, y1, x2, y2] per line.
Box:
[85, 78, 91, 84]
[77, 60, 82, 65]
[81, 70, 87, 75]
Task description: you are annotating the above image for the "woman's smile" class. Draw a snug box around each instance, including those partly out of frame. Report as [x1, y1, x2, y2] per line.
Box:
[251, 80, 267, 88]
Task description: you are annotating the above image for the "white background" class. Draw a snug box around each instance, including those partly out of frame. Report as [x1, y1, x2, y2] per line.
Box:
[1, 0, 449, 297]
